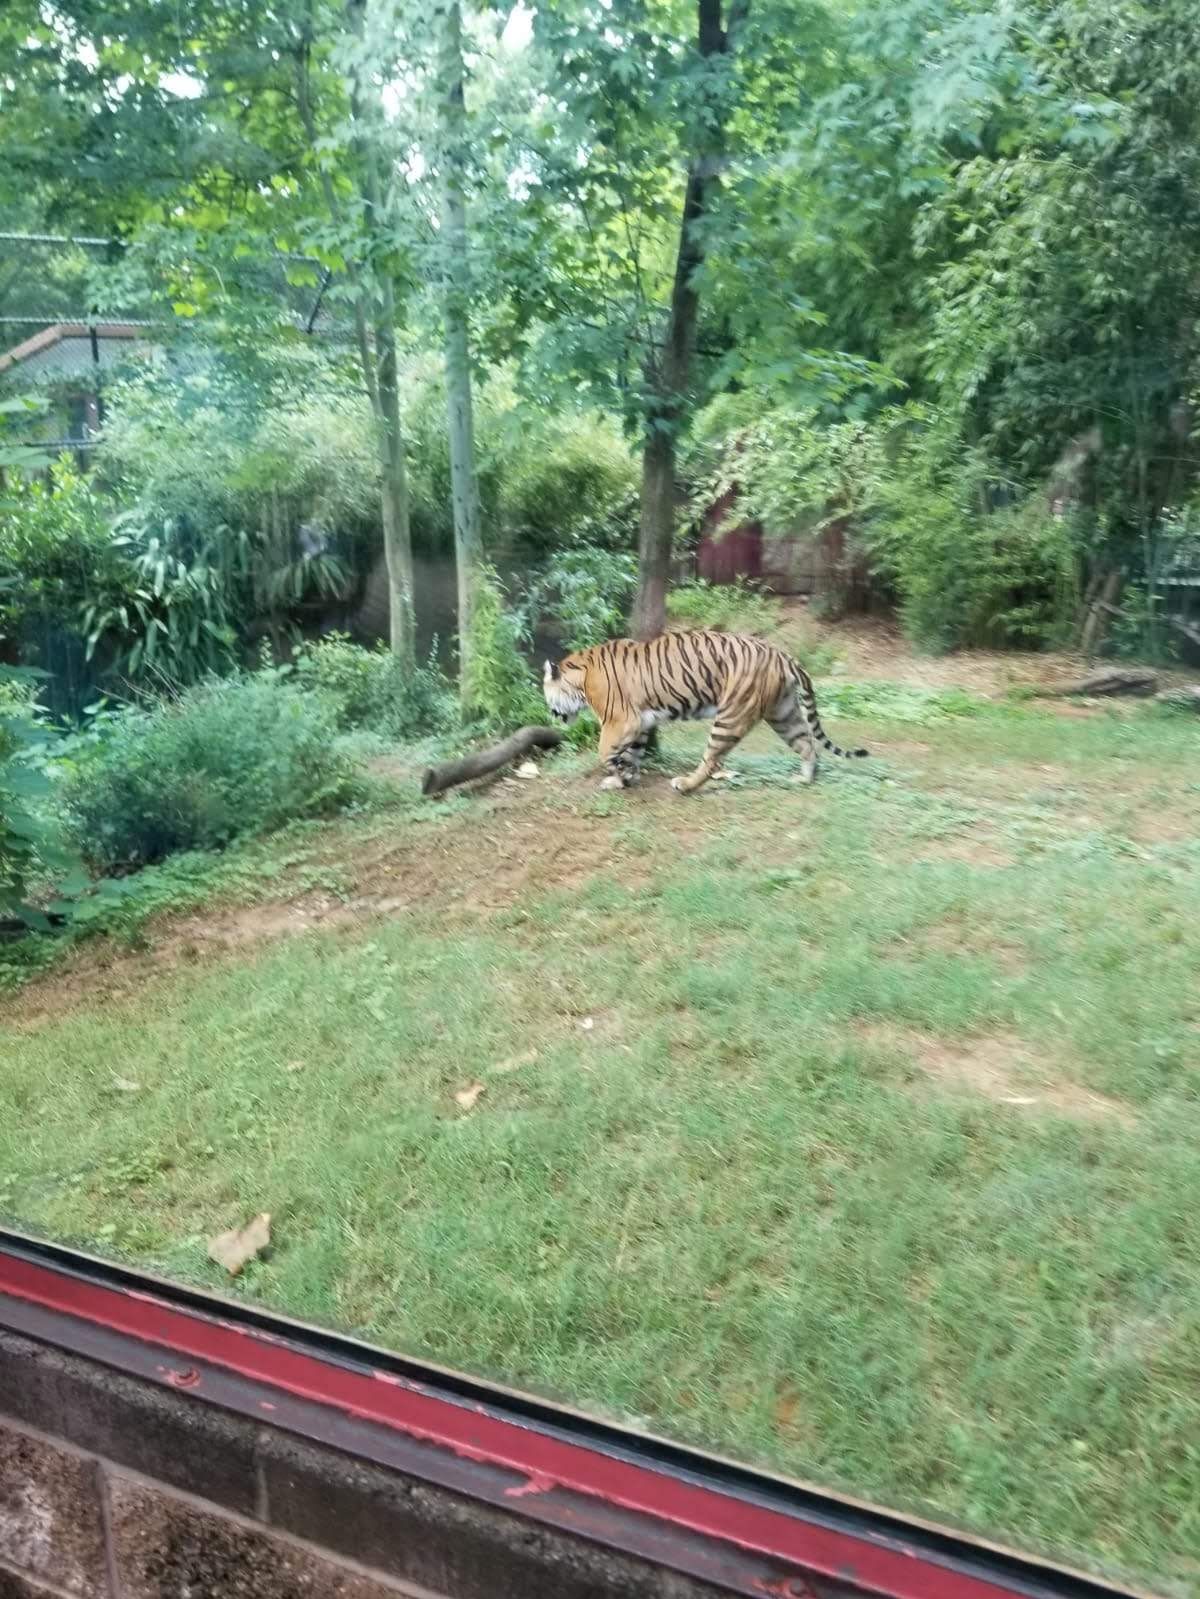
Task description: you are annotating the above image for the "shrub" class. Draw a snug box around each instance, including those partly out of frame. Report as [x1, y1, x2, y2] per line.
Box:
[687, 398, 889, 540]
[461, 569, 545, 730]
[866, 431, 1081, 652]
[294, 633, 454, 739]
[64, 674, 362, 872]
[89, 350, 364, 685]
[0, 460, 134, 715]
[0, 459, 117, 613]
[1, 668, 52, 921]
[524, 546, 637, 650]
[666, 578, 782, 636]
[0, 655, 89, 929]
[494, 409, 639, 556]
[401, 360, 638, 555]
[98, 345, 379, 543]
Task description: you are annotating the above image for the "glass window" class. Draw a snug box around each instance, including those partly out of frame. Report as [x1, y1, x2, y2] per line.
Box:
[2, 3, 1198, 1594]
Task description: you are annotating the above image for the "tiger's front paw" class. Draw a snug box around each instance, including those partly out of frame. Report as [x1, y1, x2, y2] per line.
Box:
[670, 775, 694, 794]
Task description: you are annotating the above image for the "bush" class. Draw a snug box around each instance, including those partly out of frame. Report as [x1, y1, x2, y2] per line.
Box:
[0, 461, 135, 713]
[64, 674, 362, 872]
[666, 578, 782, 636]
[461, 570, 545, 730]
[687, 399, 1083, 652]
[98, 345, 379, 543]
[294, 633, 454, 739]
[1, 668, 51, 921]
[87, 349, 364, 685]
[0, 657, 89, 928]
[493, 408, 639, 556]
[687, 398, 888, 539]
[866, 431, 1080, 652]
[523, 546, 637, 650]
[402, 360, 638, 555]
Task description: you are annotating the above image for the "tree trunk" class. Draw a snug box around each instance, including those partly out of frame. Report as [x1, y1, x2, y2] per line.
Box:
[295, 24, 414, 666]
[634, 426, 676, 638]
[631, 0, 745, 640]
[374, 301, 416, 666]
[438, 0, 484, 699]
[1079, 567, 1122, 657]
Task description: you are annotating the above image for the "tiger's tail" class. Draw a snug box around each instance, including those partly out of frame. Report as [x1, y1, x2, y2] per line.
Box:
[789, 659, 869, 760]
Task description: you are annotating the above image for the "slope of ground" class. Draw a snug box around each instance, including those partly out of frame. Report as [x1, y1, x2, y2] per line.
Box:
[1, 631, 1198, 1595]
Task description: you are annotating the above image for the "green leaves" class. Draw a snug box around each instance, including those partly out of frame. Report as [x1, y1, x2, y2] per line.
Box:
[0, 662, 83, 929]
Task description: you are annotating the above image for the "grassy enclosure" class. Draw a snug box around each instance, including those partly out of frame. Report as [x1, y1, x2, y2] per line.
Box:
[2, 628, 1198, 1595]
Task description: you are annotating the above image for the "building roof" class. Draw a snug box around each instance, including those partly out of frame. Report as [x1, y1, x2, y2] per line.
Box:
[0, 322, 148, 376]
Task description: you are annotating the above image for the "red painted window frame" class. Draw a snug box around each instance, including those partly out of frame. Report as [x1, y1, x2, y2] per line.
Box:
[0, 1230, 1150, 1599]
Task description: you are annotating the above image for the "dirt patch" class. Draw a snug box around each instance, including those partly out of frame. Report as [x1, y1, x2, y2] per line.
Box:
[883, 739, 933, 759]
[886, 918, 1027, 974]
[1041, 700, 1104, 719]
[915, 836, 1015, 868]
[782, 608, 1083, 697]
[1128, 804, 1200, 846]
[857, 1022, 1134, 1126]
[0, 773, 711, 1030]
[169, 894, 393, 951]
[783, 604, 1194, 699]
[2, 891, 402, 1029]
[926, 762, 1075, 804]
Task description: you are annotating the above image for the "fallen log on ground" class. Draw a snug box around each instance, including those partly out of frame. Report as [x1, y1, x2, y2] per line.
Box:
[421, 725, 563, 797]
[1035, 668, 1159, 698]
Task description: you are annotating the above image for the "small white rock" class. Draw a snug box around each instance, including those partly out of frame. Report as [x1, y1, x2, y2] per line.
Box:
[514, 761, 540, 779]
[579, 1017, 595, 1031]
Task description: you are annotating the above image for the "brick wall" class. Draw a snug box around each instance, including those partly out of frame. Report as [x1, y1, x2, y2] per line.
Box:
[0, 1413, 445, 1599]
[0, 1331, 727, 1599]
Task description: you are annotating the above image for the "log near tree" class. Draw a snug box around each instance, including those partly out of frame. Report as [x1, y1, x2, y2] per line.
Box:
[421, 725, 563, 796]
[1036, 668, 1159, 698]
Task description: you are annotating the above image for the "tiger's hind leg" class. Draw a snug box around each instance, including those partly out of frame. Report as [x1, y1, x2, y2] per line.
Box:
[670, 714, 747, 795]
[768, 688, 818, 785]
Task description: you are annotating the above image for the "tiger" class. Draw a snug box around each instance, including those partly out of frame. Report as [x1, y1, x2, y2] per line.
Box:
[543, 629, 868, 794]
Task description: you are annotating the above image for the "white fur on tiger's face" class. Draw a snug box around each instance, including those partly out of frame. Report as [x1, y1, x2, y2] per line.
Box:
[543, 659, 587, 724]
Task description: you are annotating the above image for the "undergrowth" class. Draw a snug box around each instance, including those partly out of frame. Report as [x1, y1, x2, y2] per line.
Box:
[63, 673, 364, 873]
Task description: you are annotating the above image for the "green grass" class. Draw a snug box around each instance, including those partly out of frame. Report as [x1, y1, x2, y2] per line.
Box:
[1, 689, 1199, 1593]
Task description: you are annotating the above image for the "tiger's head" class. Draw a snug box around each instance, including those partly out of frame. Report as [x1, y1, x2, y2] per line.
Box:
[543, 656, 587, 724]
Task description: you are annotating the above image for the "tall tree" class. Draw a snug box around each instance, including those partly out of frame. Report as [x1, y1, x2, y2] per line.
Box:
[435, 0, 484, 696]
[298, 0, 418, 665]
[514, 0, 756, 637]
[631, 0, 748, 638]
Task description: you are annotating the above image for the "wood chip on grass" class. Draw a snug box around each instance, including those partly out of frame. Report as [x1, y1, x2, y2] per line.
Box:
[208, 1213, 271, 1276]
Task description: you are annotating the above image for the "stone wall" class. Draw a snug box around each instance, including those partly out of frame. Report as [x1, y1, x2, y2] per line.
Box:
[0, 1329, 725, 1599]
